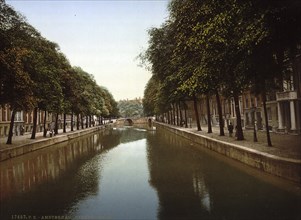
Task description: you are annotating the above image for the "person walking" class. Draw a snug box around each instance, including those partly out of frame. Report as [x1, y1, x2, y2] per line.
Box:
[49, 121, 55, 137]
[228, 123, 234, 137]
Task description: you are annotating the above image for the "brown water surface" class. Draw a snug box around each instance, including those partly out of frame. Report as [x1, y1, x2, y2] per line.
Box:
[0, 126, 300, 220]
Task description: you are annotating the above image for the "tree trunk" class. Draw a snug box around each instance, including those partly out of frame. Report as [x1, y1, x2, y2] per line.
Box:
[63, 113, 66, 133]
[179, 102, 183, 126]
[193, 94, 202, 131]
[6, 108, 16, 145]
[206, 94, 212, 133]
[262, 89, 272, 146]
[31, 107, 38, 139]
[176, 103, 180, 126]
[172, 104, 176, 125]
[71, 112, 74, 131]
[233, 93, 244, 140]
[43, 110, 47, 137]
[184, 101, 188, 128]
[85, 115, 88, 128]
[215, 90, 225, 136]
[54, 113, 59, 135]
[76, 114, 79, 130]
[81, 114, 84, 129]
[167, 111, 170, 124]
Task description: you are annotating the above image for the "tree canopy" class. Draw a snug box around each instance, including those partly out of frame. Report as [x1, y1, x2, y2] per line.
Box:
[141, 0, 301, 142]
[1, 2, 119, 143]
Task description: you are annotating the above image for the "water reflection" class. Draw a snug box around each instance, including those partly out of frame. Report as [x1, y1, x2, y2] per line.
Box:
[192, 172, 211, 212]
[0, 129, 124, 219]
[147, 130, 301, 220]
[0, 126, 300, 220]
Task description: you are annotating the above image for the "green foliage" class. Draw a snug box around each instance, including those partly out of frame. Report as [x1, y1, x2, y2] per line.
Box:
[0, 47, 35, 110]
[144, 78, 166, 115]
[142, 0, 301, 117]
[0, 1, 118, 119]
[0, 2, 38, 110]
[118, 99, 143, 118]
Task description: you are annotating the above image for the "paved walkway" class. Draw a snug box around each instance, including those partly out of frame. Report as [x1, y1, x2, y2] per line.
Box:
[0, 128, 72, 150]
[0, 124, 300, 160]
[185, 124, 301, 160]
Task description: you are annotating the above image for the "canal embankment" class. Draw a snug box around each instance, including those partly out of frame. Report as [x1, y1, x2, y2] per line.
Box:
[155, 122, 301, 184]
[0, 126, 108, 162]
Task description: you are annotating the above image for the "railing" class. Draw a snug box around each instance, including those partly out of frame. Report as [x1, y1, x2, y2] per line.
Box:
[276, 91, 298, 101]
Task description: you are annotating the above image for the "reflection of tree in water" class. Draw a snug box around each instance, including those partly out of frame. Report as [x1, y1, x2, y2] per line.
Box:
[146, 131, 209, 219]
[100, 128, 122, 149]
[146, 131, 301, 220]
[0, 127, 149, 219]
[0, 129, 124, 218]
[101, 126, 148, 148]
[0, 134, 105, 218]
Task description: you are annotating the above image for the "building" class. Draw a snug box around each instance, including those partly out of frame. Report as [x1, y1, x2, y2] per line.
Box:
[272, 54, 301, 133]
[0, 107, 72, 137]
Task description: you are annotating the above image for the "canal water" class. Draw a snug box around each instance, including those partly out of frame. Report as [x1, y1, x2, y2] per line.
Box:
[1, 126, 300, 220]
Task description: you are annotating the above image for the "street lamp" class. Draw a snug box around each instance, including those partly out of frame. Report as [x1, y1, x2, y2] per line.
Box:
[252, 105, 258, 142]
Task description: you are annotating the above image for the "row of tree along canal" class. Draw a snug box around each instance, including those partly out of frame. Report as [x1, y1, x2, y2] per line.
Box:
[0, 2, 119, 144]
[141, 0, 301, 146]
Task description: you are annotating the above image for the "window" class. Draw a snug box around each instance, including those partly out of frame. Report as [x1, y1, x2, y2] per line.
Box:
[2, 107, 7, 121]
[267, 107, 272, 120]
[283, 69, 294, 91]
[245, 98, 249, 108]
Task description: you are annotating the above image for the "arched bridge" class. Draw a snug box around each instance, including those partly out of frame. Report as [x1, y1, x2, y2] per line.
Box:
[115, 117, 153, 126]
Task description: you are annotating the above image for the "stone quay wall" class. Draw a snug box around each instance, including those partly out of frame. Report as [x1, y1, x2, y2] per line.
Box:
[155, 122, 301, 184]
[0, 126, 107, 162]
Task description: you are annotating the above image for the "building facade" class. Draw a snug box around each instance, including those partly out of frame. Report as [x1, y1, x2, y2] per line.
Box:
[273, 54, 301, 134]
[0, 108, 68, 137]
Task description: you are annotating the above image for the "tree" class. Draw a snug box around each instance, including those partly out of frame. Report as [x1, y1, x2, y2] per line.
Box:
[24, 39, 65, 139]
[1, 1, 117, 143]
[247, 0, 301, 146]
[0, 3, 39, 144]
[169, 0, 225, 133]
[142, 21, 194, 127]
[0, 47, 35, 144]
[100, 86, 119, 119]
[118, 99, 143, 118]
[143, 76, 159, 116]
[173, 0, 270, 140]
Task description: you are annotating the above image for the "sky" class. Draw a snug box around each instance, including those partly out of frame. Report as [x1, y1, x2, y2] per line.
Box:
[6, 0, 169, 101]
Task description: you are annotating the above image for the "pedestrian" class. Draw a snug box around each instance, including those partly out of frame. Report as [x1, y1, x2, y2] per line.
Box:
[20, 125, 24, 135]
[235, 125, 238, 137]
[49, 121, 55, 137]
[228, 123, 234, 137]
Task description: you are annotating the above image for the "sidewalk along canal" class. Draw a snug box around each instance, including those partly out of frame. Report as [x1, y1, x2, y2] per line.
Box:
[0, 126, 107, 162]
